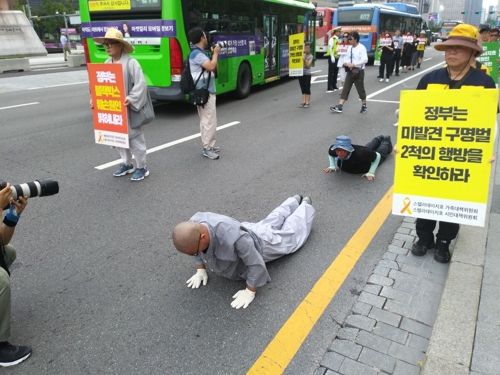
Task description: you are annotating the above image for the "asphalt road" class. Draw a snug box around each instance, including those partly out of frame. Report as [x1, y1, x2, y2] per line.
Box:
[0, 47, 444, 375]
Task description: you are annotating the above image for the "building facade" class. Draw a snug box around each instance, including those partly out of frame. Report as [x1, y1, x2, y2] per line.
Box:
[463, 0, 482, 25]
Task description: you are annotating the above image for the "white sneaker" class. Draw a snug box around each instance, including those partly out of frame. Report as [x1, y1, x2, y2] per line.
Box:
[385, 78, 389, 83]
[379, 78, 384, 82]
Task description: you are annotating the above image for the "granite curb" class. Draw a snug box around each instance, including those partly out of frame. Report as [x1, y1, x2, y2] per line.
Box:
[315, 217, 451, 375]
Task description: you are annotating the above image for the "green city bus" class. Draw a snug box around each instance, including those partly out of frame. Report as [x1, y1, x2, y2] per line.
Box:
[80, 0, 316, 101]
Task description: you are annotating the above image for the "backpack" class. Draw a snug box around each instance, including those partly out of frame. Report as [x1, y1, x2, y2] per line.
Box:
[180, 49, 211, 107]
[180, 50, 196, 94]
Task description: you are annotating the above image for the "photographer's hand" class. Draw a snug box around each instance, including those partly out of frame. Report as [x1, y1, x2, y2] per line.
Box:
[0, 183, 11, 209]
[11, 196, 28, 215]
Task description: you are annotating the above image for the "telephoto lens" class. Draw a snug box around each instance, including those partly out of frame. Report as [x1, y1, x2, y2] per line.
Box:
[0, 178, 59, 210]
[216, 40, 228, 48]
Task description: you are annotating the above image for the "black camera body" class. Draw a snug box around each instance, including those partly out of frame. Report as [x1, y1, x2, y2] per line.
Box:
[206, 30, 227, 50]
[0, 178, 59, 210]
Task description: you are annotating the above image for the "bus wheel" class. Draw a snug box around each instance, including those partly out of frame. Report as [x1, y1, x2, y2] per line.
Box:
[235, 63, 251, 99]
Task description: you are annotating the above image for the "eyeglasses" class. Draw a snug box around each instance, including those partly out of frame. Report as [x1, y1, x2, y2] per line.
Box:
[343, 35, 349, 38]
[190, 234, 202, 256]
[445, 45, 470, 53]
[348, 37, 354, 41]
[103, 41, 119, 48]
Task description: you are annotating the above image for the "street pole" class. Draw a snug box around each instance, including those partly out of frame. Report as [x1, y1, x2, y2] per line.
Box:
[64, 12, 70, 49]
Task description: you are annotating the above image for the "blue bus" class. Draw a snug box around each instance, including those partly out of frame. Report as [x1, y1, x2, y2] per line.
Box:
[332, 3, 423, 64]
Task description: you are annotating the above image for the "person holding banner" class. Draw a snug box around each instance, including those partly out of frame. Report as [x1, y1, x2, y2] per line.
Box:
[409, 24, 496, 263]
[401, 32, 414, 73]
[391, 30, 404, 76]
[378, 30, 394, 83]
[91, 28, 150, 181]
[337, 32, 351, 94]
[416, 30, 427, 69]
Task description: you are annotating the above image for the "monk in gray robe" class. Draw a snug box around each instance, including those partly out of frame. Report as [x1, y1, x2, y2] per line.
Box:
[172, 195, 315, 309]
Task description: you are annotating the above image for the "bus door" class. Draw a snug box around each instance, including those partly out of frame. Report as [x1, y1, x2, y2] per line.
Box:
[263, 14, 278, 79]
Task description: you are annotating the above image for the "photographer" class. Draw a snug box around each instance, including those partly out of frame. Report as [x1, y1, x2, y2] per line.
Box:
[188, 27, 221, 160]
[0, 183, 31, 367]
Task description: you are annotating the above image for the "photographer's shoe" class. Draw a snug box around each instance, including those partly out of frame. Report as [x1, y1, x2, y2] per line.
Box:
[0, 341, 31, 367]
[203, 148, 219, 160]
[131, 168, 149, 181]
[411, 239, 435, 256]
[113, 163, 135, 177]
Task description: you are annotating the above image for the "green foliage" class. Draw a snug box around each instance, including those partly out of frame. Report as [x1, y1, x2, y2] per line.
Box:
[31, 0, 76, 39]
[427, 21, 442, 33]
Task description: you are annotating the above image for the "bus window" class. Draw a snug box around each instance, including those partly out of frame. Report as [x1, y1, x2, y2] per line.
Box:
[338, 10, 374, 25]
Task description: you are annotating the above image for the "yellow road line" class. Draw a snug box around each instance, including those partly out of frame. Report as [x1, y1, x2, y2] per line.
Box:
[247, 186, 394, 375]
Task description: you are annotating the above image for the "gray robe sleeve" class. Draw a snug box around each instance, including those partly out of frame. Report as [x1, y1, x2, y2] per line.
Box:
[125, 58, 148, 112]
[234, 233, 270, 288]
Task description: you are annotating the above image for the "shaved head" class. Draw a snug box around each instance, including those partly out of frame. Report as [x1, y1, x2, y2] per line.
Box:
[172, 222, 203, 254]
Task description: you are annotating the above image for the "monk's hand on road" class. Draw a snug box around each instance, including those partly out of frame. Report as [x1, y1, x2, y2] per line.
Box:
[186, 269, 208, 289]
[231, 288, 255, 309]
[323, 167, 338, 173]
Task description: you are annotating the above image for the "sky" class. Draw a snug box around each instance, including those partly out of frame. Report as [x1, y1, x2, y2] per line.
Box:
[483, 0, 498, 9]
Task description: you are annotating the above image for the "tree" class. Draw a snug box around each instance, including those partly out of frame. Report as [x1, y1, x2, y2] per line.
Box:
[32, 0, 75, 43]
[427, 21, 442, 33]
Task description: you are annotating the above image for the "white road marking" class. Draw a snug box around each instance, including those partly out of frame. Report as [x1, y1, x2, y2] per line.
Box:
[27, 81, 89, 90]
[0, 102, 40, 110]
[366, 60, 444, 99]
[94, 121, 241, 170]
[311, 70, 322, 74]
[367, 99, 400, 104]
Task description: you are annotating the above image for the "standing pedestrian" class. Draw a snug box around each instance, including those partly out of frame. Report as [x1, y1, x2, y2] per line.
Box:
[327, 26, 342, 92]
[410, 33, 419, 70]
[416, 30, 427, 68]
[60, 32, 71, 61]
[92, 28, 151, 181]
[188, 27, 221, 160]
[172, 195, 315, 309]
[330, 31, 368, 114]
[378, 30, 394, 83]
[391, 29, 403, 76]
[298, 42, 314, 108]
[409, 24, 496, 263]
[401, 32, 414, 73]
[337, 32, 350, 94]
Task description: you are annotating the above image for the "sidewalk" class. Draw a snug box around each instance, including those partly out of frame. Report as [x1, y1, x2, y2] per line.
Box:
[314, 147, 499, 374]
[29, 51, 84, 70]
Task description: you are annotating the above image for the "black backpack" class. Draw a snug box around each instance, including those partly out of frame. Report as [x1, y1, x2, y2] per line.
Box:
[180, 50, 196, 94]
[180, 49, 211, 107]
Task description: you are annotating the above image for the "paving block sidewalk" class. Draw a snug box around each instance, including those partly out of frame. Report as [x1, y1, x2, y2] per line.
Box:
[314, 217, 450, 375]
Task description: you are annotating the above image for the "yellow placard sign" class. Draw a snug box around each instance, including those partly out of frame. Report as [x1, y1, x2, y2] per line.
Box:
[89, 0, 131, 11]
[393, 89, 498, 227]
[289, 33, 304, 77]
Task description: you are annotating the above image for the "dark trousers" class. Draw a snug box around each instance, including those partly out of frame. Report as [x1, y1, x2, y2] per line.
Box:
[298, 75, 311, 95]
[379, 55, 392, 78]
[364, 136, 392, 164]
[328, 58, 338, 89]
[391, 50, 401, 74]
[416, 219, 459, 245]
[340, 69, 366, 101]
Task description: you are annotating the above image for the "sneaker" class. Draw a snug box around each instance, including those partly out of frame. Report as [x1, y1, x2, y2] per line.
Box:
[293, 195, 303, 204]
[113, 163, 135, 177]
[203, 148, 219, 160]
[303, 103, 310, 108]
[130, 167, 149, 181]
[411, 239, 435, 256]
[379, 78, 384, 82]
[330, 105, 343, 113]
[434, 241, 451, 263]
[360, 104, 367, 114]
[332, 85, 339, 90]
[376, 75, 382, 79]
[299, 102, 306, 108]
[211, 146, 220, 153]
[417, 63, 421, 68]
[0, 342, 31, 367]
[395, 73, 400, 76]
[302, 196, 312, 205]
[385, 78, 389, 83]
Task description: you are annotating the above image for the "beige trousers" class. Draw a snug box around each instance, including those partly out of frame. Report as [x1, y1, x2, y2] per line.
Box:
[0, 244, 17, 341]
[196, 93, 217, 149]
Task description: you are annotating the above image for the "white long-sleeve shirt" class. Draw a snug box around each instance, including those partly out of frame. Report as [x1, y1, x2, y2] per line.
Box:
[349, 43, 368, 69]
